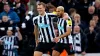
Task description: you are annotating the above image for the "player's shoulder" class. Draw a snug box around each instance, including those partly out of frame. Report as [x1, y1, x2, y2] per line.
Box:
[33, 16, 39, 19]
[0, 35, 7, 39]
[33, 16, 39, 21]
[1, 36, 6, 38]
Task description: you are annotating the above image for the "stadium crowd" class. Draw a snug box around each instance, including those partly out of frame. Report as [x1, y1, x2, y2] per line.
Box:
[0, 0, 100, 56]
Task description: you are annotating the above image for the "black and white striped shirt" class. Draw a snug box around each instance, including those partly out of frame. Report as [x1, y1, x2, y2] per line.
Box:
[33, 12, 57, 43]
[58, 17, 72, 44]
[73, 33, 82, 52]
[0, 35, 19, 56]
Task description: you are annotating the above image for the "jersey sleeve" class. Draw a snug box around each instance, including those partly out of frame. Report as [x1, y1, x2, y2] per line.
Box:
[14, 36, 19, 45]
[0, 36, 5, 41]
[33, 16, 38, 25]
[13, 36, 19, 49]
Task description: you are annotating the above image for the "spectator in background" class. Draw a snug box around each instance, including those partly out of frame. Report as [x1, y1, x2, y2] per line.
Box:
[0, 4, 20, 26]
[46, 3, 56, 14]
[10, 0, 29, 11]
[84, 20, 98, 34]
[75, 0, 91, 22]
[20, 11, 35, 56]
[20, 0, 29, 11]
[0, 16, 13, 37]
[88, 6, 95, 14]
[62, 0, 75, 12]
[94, 0, 100, 8]
[50, 0, 60, 7]
[69, 8, 77, 19]
[2, 0, 9, 4]
[73, 14, 81, 26]
[92, 14, 100, 28]
[84, 20, 97, 53]
[0, 0, 4, 13]
[13, 0, 26, 23]
[94, 0, 100, 18]
[92, 14, 99, 24]
[72, 25, 87, 56]
[0, 28, 22, 56]
[86, 6, 95, 23]
[2, 0, 13, 7]
[95, 30, 100, 53]
[0, 16, 14, 56]
[73, 13, 86, 31]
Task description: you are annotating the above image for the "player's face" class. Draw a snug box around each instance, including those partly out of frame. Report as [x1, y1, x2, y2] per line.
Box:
[7, 30, 13, 36]
[56, 8, 63, 17]
[37, 5, 45, 15]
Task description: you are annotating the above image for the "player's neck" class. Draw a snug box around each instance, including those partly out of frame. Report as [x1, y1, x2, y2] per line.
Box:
[62, 13, 65, 18]
[7, 35, 12, 37]
[40, 12, 46, 16]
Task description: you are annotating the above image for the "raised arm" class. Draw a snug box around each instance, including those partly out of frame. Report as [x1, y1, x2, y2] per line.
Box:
[16, 28, 22, 41]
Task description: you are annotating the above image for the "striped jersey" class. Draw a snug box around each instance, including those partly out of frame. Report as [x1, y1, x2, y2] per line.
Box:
[33, 12, 57, 43]
[57, 17, 72, 44]
[0, 35, 19, 56]
[73, 33, 82, 52]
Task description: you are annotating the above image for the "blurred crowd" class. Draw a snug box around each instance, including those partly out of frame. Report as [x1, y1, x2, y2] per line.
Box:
[0, 0, 100, 56]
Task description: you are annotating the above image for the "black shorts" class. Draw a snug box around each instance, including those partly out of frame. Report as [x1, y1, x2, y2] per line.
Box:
[54, 43, 75, 55]
[35, 42, 55, 53]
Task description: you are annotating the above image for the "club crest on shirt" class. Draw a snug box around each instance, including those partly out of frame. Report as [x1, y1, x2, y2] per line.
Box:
[5, 41, 13, 45]
[38, 23, 49, 28]
[58, 25, 64, 30]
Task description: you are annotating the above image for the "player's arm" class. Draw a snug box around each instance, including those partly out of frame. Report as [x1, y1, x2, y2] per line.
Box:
[33, 16, 39, 46]
[47, 13, 57, 17]
[34, 25, 39, 42]
[0, 36, 5, 45]
[58, 27, 71, 39]
[16, 28, 22, 41]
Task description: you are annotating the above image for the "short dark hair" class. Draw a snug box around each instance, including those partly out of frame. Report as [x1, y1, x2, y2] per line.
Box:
[3, 3, 10, 7]
[69, 8, 76, 14]
[37, 2, 46, 8]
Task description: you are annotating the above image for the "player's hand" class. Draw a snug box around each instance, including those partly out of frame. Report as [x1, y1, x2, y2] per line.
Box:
[53, 37, 60, 43]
